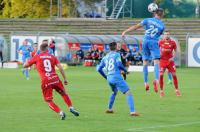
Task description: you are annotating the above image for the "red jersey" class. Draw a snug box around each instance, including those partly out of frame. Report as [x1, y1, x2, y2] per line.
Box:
[27, 52, 59, 82]
[31, 49, 37, 57]
[159, 39, 177, 60]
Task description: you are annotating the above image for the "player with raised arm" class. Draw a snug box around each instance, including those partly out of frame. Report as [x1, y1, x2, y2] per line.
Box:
[159, 31, 181, 97]
[122, 8, 165, 93]
[24, 42, 79, 120]
[97, 42, 139, 116]
[18, 39, 33, 80]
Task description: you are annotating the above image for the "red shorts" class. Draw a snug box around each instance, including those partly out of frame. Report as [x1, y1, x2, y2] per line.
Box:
[41, 76, 65, 102]
[160, 60, 176, 73]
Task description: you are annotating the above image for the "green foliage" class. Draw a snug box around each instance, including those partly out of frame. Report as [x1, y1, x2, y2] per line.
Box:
[0, 0, 76, 18]
[160, 0, 195, 18]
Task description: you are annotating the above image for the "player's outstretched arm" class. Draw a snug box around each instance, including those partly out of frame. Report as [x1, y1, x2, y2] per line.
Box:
[122, 23, 142, 37]
[57, 63, 68, 85]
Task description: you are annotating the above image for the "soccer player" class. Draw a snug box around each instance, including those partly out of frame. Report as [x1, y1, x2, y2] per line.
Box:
[159, 31, 181, 97]
[31, 43, 38, 57]
[122, 8, 165, 92]
[17, 39, 33, 80]
[117, 43, 128, 80]
[36, 40, 54, 55]
[97, 42, 139, 116]
[23, 42, 79, 120]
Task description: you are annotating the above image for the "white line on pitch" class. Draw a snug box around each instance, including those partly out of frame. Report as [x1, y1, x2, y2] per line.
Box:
[127, 121, 200, 131]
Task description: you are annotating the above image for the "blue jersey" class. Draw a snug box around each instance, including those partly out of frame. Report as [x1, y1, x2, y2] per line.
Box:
[141, 17, 165, 41]
[18, 45, 33, 58]
[36, 48, 53, 55]
[97, 51, 129, 93]
[97, 51, 127, 77]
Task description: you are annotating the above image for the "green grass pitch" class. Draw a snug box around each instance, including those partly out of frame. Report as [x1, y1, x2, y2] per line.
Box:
[0, 67, 200, 132]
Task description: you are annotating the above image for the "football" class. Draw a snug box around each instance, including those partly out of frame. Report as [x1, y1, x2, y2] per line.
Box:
[148, 3, 158, 13]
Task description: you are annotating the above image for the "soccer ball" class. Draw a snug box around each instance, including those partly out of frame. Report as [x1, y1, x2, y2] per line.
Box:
[148, 3, 158, 13]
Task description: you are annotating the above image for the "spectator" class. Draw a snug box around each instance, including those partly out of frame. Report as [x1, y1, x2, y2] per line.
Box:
[91, 46, 100, 65]
[133, 52, 143, 65]
[76, 48, 84, 63]
[84, 48, 93, 61]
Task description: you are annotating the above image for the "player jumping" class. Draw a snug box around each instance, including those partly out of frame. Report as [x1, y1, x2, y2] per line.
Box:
[97, 42, 140, 116]
[159, 30, 181, 97]
[122, 8, 165, 93]
[24, 42, 79, 120]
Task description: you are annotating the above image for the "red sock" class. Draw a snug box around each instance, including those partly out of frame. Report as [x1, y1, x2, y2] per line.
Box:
[159, 74, 164, 90]
[62, 94, 72, 108]
[172, 75, 178, 89]
[48, 101, 61, 113]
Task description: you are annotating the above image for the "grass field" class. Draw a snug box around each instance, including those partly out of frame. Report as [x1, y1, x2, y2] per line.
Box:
[0, 66, 200, 132]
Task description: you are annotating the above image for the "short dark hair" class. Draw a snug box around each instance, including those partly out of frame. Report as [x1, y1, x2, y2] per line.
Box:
[42, 39, 48, 44]
[156, 8, 164, 16]
[109, 42, 117, 51]
[164, 30, 169, 33]
[40, 43, 48, 51]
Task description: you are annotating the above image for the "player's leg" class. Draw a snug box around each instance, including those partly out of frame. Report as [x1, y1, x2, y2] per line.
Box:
[168, 61, 181, 96]
[121, 60, 127, 80]
[143, 60, 149, 91]
[117, 80, 139, 116]
[55, 82, 79, 116]
[23, 57, 29, 80]
[106, 83, 118, 113]
[42, 85, 65, 120]
[142, 40, 150, 91]
[150, 40, 160, 93]
[167, 70, 172, 84]
[171, 72, 181, 96]
[159, 61, 166, 97]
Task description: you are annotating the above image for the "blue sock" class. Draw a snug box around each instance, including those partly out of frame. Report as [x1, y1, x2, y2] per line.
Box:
[126, 95, 135, 113]
[168, 72, 172, 81]
[25, 69, 29, 78]
[108, 92, 117, 110]
[143, 65, 148, 83]
[154, 64, 159, 80]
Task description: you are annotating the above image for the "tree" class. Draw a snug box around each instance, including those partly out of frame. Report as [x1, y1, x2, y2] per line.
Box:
[1, 0, 76, 18]
[196, 0, 200, 17]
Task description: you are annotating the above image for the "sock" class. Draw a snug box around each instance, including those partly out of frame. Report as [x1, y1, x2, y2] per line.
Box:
[168, 72, 172, 81]
[160, 74, 164, 90]
[143, 65, 148, 83]
[108, 92, 117, 110]
[62, 94, 72, 108]
[48, 101, 61, 113]
[126, 95, 135, 113]
[25, 69, 29, 78]
[172, 75, 178, 89]
[123, 73, 126, 80]
[154, 64, 159, 80]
